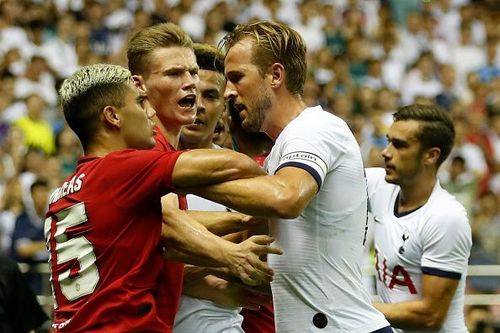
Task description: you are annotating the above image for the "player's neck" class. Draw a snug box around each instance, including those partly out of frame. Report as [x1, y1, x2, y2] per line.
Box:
[85, 132, 128, 157]
[263, 95, 307, 140]
[154, 116, 181, 149]
[179, 136, 213, 150]
[398, 174, 437, 212]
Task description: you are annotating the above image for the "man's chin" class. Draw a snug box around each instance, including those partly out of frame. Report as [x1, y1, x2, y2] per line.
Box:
[136, 140, 156, 150]
[241, 120, 259, 133]
[384, 174, 399, 185]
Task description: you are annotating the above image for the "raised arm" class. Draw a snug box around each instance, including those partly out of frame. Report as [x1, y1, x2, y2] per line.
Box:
[171, 149, 266, 187]
[186, 167, 318, 219]
[160, 194, 282, 286]
[374, 274, 459, 330]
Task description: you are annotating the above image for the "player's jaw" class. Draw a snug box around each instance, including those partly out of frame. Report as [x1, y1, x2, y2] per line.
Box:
[241, 93, 270, 132]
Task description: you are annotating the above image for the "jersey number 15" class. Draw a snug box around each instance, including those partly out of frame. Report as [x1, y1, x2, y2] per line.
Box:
[44, 202, 100, 308]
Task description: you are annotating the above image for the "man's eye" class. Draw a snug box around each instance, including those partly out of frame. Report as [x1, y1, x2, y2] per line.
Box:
[137, 96, 147, 107]
[228, 74, 242, 83]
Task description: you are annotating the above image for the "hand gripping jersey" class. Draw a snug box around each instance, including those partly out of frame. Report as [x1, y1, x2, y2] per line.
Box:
[45, 147, 183, 332]
[366, 168, 472, 333]
[265, 106, 389, 332]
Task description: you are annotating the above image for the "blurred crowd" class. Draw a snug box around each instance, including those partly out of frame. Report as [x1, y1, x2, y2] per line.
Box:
[0, 0, 499, 323]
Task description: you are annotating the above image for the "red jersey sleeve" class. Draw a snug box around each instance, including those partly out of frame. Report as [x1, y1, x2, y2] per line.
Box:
[96, 149, 184, 207]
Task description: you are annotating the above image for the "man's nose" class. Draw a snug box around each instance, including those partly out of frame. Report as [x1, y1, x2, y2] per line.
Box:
[224, 81, 237, 100]
[182, 72, 198, 90]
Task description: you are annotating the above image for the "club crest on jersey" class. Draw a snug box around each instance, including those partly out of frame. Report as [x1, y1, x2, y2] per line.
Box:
[398, 231, 410, 254]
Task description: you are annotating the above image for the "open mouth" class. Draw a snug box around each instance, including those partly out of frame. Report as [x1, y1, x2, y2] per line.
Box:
[193, 118, 204, 125]
[178, 95, 196, 108]
[233, 102, 246, 112]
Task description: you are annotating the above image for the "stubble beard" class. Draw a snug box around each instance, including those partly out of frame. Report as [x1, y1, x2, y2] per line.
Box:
[242, 91, 272, 132]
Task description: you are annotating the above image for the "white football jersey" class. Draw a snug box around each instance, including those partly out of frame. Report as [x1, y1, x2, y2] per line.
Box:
[265, 106, 389, 332]
[366, 168, 472, 333]
[174, 144, 244, 333]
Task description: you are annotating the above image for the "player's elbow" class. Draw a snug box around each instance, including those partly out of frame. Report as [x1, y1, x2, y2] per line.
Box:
[421, 313, 445, 331]
[270, 188, 305, 219]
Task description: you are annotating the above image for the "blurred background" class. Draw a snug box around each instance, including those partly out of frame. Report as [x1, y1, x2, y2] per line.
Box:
[0, 0, 499, 331]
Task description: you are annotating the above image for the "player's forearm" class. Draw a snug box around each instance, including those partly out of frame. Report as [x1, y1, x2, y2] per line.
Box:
[183, 265, 231, 287]
[182, 275, 227, 301]
[374, 301, 445, 330]
[183, 275, 271, 309]
[187, 211, 254, 236]
[172, 150, 266, 187]
[188, 176, 303, 219]
[161, 208, 238, 268]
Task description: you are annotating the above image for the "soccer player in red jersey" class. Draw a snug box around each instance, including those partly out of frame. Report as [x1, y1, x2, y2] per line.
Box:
[127, 23, 275, 328]
[45, 64, 281, 332]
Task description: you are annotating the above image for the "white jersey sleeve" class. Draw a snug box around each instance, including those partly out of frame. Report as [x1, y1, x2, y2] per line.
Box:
[420, 207, 471, 278]
[271, 106, 349, 188]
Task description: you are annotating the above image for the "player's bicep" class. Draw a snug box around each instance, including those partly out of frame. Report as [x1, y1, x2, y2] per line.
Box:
[421, 274, 460, 321]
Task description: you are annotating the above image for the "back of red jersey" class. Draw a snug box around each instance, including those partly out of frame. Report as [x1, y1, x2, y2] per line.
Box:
[45, 149, 182, 332]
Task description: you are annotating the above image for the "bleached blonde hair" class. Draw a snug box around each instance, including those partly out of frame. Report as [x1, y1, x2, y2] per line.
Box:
[59, 64, 133, 150]
[60, 64, 132, 106]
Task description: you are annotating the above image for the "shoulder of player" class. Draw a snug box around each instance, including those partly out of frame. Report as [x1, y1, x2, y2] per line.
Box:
[423, 192, 470, 232]
[429, 186, 468, 219]
[287, 107, 351, 140]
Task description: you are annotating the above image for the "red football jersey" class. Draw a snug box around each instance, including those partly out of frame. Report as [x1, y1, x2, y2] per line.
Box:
[241, 304, 275, 333]
[152, 126, 188, 328]
[45, 148, 183, 332]
[241, 153, 276, 333]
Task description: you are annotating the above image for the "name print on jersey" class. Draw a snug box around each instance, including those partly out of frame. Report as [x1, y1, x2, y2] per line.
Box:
[374, 247, 417, 294]
[282, 151, 328, 174]
[49, 173, 85, 204]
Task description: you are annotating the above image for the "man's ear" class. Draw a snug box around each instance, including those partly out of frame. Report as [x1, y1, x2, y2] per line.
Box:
[424, 147, 441, 166]
[132, 75, 147, 94]
[270, 63, 285, 89]
[102, 105, 120, 129]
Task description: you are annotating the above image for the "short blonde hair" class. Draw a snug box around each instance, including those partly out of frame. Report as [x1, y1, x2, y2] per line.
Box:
[60, 64, 133, 149]
[60, 64, 132, 106]
[127, 23, 193, 76]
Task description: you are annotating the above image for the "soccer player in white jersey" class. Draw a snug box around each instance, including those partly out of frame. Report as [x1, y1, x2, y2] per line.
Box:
[365, 104, 472, 332]
[188, 21, 391, 333]
[174, 43, 246, 333]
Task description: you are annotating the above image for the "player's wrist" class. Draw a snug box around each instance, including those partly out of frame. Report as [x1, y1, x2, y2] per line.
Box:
[223, 241, 241, 275]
